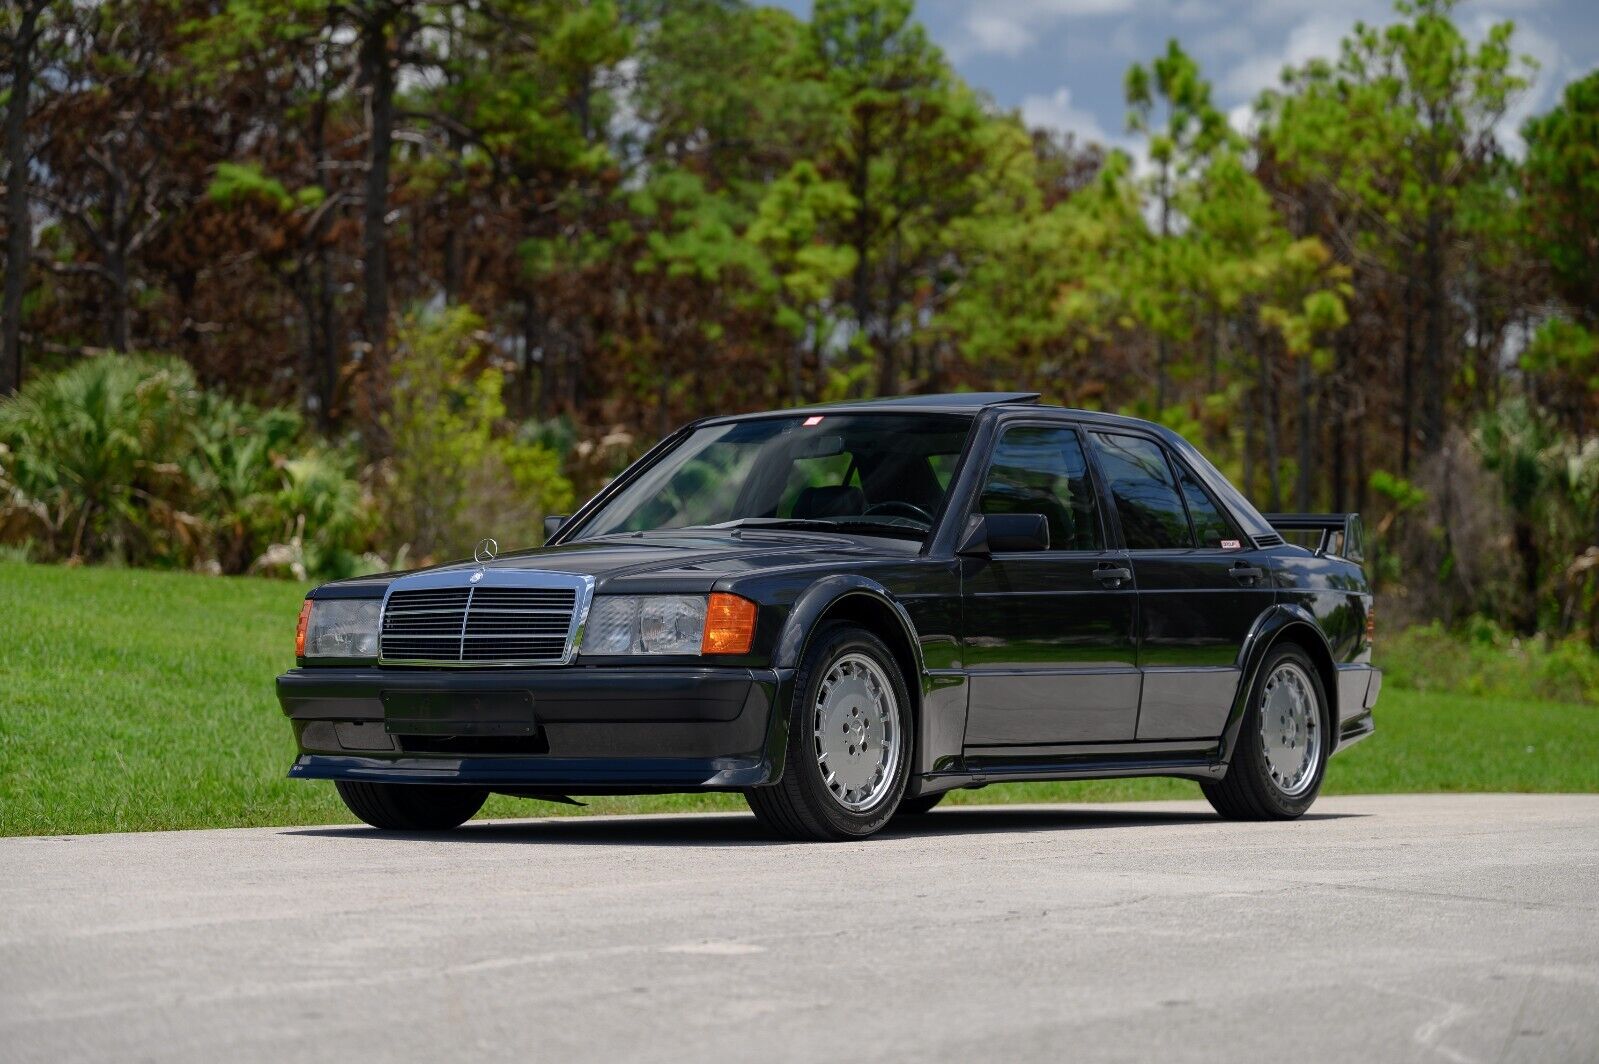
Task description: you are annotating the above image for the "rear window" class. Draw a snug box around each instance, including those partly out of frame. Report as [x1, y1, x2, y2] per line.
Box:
[1088, 432, 1192, 550]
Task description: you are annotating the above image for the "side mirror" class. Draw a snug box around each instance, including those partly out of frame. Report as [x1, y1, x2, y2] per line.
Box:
[543, 515, 568, 544]
[958, 513, 1050, 555]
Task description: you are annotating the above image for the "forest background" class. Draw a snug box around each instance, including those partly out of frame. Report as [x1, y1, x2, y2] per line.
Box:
[1, 0, 1596, 652]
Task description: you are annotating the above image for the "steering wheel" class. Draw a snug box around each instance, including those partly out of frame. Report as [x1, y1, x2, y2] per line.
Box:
[862, 500, 935, 525]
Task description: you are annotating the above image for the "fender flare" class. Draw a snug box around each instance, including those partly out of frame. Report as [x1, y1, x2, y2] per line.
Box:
[1218, 604, 1338, 764]
[760, 575, 930, 782]
[773, 575, 927, 677]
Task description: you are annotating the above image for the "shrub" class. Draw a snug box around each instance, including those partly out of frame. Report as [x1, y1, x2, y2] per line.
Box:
[1382, 620, 1599, 705]
[0, 355, 374, 580]
[0, 355, 201, 565]
[383, 308, 574, 561]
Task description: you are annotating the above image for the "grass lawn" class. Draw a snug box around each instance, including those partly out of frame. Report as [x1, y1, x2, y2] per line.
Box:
[2, 561, 1595, 836]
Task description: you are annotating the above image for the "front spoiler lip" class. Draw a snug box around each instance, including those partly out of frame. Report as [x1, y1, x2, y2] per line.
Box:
[289, 753, 771, 789]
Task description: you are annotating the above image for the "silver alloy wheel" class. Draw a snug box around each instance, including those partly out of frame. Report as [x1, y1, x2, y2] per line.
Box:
[1259, 660, 1322, 797]
[812, 652, 901, 813]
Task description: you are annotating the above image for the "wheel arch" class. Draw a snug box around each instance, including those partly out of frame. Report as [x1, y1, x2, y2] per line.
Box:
[1220, 605, 1340, 765]
[772, 576, 927, 770]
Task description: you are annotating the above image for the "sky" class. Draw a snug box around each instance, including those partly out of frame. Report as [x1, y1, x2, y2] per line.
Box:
[769, 0, 1599, 157]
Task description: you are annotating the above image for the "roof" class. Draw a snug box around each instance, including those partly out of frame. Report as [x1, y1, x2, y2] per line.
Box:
[797, 391, 1043, 412]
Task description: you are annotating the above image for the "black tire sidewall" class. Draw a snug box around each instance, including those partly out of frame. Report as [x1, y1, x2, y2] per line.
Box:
[787, 624, 914, 837]
[1239, 645, 1331, 817]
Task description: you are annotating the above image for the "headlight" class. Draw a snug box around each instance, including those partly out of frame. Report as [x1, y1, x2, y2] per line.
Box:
[583, 595, 705, 655]
[296, 598, 380, 659]
[582, 593, 757, 656]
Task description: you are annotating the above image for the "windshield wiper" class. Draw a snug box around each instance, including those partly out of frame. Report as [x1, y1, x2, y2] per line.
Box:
[707, 518, 928, 540]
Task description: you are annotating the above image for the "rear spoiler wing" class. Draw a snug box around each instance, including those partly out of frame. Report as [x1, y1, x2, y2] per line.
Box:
[1261, 513, 1366, 564]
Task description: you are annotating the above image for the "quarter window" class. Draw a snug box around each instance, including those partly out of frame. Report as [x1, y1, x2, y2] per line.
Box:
[1088, 433, 1192, 550]
[979, 426, 1104, 551]
[1174, 460, 1240, 548]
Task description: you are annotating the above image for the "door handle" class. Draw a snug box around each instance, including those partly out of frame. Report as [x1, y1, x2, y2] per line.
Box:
[1094, 566, 1131, 586]
[1229, 564, 1264, 583]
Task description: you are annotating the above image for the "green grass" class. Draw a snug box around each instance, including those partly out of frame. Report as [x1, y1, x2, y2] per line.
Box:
[1, 560, 1595, 836]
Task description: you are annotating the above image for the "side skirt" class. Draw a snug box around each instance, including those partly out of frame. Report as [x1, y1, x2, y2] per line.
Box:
[913, 740, 1226, 797]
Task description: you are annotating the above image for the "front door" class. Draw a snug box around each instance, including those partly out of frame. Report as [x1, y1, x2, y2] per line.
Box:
[1085, 431, 1271, 740]
[961, 423, 1140, 746]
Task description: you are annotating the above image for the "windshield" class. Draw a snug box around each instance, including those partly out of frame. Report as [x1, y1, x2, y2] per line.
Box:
[575, 413, 975, 539]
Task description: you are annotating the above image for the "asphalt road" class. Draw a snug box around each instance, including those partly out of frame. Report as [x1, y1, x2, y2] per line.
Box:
[3, 794, 1598, 1064]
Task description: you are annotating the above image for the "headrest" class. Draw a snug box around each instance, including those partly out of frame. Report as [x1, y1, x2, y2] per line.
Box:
[792, 485, 865, 519]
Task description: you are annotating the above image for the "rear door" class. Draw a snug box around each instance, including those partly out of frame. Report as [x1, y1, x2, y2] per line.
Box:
[961, 422, 1140, 746]
[1085, 431, 1272, 741]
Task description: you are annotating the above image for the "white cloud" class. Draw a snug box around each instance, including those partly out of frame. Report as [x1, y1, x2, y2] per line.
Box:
[1477, 15, 1567, 156]
[1020, 84, 1152, 176]
[1227, 101, 1257, 138]
[963, 14, 1035, 57]
[1218, 8, 1384, 100]
[1021, 85, 1119, 144]
[1214, 4, 1567, 154]
[954, 0, 1141, 59]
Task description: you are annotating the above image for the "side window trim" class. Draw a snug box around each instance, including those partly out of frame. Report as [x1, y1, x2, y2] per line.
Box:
[972, 418, 1110, 556]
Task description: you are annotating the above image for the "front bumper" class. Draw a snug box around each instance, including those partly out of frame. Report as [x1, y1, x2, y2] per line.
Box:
[277, 665, 792, 791]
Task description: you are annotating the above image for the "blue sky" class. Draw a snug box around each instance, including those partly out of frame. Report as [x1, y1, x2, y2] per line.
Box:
[769, 0, 1599, 156]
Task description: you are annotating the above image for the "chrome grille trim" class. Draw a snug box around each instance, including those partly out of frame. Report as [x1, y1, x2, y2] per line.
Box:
[378, 568, 595, 667]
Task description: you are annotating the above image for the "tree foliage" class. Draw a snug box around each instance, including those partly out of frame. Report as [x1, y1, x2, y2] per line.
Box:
[0, 0, 1595, 640]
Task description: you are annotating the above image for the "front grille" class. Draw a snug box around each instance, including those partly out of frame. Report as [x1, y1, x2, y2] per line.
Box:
[379, 572, 588, 666]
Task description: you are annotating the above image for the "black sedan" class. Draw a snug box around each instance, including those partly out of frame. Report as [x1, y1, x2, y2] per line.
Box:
[278, 392, 1380, 840]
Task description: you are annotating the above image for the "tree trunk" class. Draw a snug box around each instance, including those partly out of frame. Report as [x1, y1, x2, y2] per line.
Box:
[519, 295, 540, 420]
[1241, 322, 1255, 500]
[1418, 206, 1446, 455]
[1296, 354, 1312, 512]
[1259, 342, 1281, 512]
[850, 114, 872, 392]
[877, 241, 902, 396]
[1400, 273, 1415, 474]
[1, 1, 42, 394]
[308, 98, 337, 428]
[359, 11, 394, 446]
[106, 242, 130, 353]
[1331, 336, 1350, 513]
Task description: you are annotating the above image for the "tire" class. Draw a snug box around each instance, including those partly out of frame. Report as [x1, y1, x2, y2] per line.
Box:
[895, 793, 945, 817]
[1202, 643, 1330, 820]
[746, 622, 914, 841]
[335, 780, 488, 831]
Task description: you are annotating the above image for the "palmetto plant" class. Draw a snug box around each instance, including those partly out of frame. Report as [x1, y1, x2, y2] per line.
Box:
[185, 393, 303, 574]
[0, 356, 375, 579]
[0, 356, 200, 564]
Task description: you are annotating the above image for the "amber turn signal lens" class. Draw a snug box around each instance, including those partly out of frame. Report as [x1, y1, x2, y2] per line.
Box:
[701, 593, 757, 655]
[296, 599, 313, 657]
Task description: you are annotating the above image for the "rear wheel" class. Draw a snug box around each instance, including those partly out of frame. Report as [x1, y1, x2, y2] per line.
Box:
[1202, 644, 1329, 820]
[335, 780, 488, 831]
[746, 623, 912, 841]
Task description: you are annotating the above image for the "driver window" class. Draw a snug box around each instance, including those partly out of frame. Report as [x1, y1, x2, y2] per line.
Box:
[979, 425, 1104, 552]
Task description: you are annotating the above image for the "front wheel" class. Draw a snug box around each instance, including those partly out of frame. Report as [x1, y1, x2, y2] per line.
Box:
[335, 780, 488, 831]
[746, 623, 913, 841]
[1202, 644, 1330, 820]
